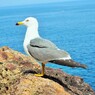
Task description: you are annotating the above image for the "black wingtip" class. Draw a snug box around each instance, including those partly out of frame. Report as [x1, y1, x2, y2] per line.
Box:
[50, 59, 88, 69]
[80, 64, 88, 69]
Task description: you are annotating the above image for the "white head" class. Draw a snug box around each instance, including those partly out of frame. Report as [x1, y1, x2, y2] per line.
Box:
[16, 17, 38, 28]
[16, 17, 40, 55]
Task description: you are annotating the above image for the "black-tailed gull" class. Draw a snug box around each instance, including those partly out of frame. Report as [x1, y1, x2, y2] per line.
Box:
[16, 17, 87, 76]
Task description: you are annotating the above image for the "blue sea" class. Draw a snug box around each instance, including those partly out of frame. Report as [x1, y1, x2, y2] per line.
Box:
[0, 0, 95, 90]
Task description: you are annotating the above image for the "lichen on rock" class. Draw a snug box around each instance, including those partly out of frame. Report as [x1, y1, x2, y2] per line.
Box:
[0, 46, 95, 95]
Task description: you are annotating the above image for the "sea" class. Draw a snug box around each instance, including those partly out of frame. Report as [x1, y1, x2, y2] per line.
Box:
[0, 0, 95, 90]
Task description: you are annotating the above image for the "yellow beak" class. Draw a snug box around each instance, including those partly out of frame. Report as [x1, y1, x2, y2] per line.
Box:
[16, 22, 23, 25]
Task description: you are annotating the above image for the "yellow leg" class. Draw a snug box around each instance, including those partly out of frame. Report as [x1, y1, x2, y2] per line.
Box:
[35, 63, 45, 77]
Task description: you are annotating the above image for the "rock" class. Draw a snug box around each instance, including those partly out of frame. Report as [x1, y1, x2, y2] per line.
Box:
[0, 46, 95, 95]
[14, 75, 70, 95]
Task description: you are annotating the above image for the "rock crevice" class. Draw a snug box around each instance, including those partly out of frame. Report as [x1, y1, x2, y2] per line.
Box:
[0, 46, 95, 95]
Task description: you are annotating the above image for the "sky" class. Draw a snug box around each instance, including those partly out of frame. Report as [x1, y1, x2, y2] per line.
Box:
[0, 0, 77, 7]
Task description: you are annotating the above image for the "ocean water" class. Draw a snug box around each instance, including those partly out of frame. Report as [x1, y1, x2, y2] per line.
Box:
[0, 0, 95, 90]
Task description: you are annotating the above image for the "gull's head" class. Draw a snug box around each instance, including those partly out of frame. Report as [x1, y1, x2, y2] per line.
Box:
[16, 17, 38, 28]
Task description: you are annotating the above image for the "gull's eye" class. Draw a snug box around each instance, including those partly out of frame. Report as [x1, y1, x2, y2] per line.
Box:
[26, 19, 29, 22]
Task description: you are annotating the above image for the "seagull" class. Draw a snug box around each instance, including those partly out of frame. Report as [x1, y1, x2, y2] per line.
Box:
[16, 17, 87, 76]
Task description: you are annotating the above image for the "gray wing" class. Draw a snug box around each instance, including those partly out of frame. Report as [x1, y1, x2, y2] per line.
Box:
[30, 38, 57, 49]
[27, 38, 71, 62]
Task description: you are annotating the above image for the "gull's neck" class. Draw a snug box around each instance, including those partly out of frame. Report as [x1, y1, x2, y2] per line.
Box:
[23, 26, 40, 55]
[24, 26, 40, 46]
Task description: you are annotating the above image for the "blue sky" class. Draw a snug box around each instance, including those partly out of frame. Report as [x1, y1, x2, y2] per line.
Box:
[0, 0, 77, 7]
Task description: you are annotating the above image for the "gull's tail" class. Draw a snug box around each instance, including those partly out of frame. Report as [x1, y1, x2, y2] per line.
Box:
[50, 59, 87, 69]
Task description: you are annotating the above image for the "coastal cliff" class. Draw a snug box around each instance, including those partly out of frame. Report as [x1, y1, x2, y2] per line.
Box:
[0, 46, 95, 95]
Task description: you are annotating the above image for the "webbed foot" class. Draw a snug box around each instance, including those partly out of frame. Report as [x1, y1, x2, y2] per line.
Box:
[35, 63, 46, 77]
[35, 73, 44, 77]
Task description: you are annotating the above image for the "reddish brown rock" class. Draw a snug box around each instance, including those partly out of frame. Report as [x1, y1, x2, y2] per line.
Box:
[0, 46, 95, 95]
[14, 75, 70, 95]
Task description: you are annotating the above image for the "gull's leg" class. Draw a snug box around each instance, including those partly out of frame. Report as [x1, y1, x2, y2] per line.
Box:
[35, 62, 45, 77]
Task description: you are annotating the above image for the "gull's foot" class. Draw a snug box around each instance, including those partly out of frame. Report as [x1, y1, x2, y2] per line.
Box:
[35, 73, 44, 77]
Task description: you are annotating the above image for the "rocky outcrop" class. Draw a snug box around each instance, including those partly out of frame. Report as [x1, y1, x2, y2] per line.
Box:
[0, 46, 95, 95]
